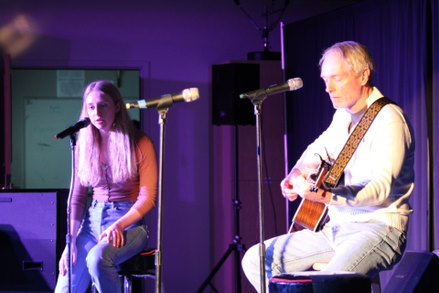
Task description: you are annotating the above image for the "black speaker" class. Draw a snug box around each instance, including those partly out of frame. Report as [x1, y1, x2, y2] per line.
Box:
[384, 251, 439, 293]
[0, 190, 68, 292]
[212, 63, 259, 125]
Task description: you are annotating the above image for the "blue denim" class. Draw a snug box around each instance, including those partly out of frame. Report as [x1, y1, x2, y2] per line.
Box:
[241, 221, 406, 292]
[55, 200, 149, 293]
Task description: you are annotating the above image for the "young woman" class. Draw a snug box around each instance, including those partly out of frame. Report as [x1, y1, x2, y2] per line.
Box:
[55, 80, 158, 293]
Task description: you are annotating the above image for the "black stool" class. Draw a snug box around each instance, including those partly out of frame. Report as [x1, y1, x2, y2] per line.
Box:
[91, 248, 156, 293]
[312, 262, 383, 293]
[119, 249, 156, 293]
[269, 272, 371, 293]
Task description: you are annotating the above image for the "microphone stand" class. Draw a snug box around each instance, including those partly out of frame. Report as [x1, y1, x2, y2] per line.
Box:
[155, 98, 173, 293]
[66, 134, 77, 293]
[128, 91, 200, 292]
[252, 98, 267, 293]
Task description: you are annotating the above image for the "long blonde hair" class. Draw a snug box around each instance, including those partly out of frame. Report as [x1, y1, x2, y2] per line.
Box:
[76, 80, 137, 186]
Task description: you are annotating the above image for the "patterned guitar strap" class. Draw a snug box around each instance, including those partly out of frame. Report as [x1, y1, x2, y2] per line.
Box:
[323, 97, 393, 188]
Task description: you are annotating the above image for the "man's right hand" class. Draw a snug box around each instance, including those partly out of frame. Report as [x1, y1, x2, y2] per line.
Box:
[281, 168, 314, 201]
[281, 176, 299, 201]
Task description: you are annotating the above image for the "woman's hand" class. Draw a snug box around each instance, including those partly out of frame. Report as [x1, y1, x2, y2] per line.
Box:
[59, 243, 77, 276]
[99, 223, 125, 248]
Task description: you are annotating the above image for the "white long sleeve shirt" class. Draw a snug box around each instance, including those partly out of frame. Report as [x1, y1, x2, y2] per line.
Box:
[293, 87, 415, 232]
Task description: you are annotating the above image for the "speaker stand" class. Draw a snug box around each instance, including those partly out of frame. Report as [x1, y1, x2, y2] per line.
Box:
[197, 125, 246, 293]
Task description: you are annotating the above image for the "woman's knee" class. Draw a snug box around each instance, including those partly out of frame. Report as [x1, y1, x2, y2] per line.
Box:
[86, 251, 100, 273]
[86, 244, 113, 271]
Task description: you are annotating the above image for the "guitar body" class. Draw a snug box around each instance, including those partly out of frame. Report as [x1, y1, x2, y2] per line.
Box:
[289, 158, 332, 232]
[290, 200, 328, 232]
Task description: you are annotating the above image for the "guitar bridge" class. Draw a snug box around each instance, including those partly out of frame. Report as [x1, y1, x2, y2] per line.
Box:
[309, 186, 319, 193]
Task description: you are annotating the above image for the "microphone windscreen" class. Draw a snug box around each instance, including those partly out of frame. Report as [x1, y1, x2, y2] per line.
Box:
[182, 88, 200, 102]
[287, 78, 303, 90]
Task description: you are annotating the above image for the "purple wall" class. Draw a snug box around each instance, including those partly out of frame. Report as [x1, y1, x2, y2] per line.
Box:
[0, 1, 363, 291]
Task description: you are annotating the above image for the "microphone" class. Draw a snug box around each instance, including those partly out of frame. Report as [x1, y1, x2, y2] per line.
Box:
[126, 88, 200, 109]
[240, 78, 303, 100]
[54, 118, 91, 139]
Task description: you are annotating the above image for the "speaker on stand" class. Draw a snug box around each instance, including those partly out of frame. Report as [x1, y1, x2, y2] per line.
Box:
[198, 63, 259, 292]
[212, 63, 259, 126]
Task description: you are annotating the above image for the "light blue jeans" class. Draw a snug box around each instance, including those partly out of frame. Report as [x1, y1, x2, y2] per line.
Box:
[55, 200, 149, 293]
[241, 221, 406, 292]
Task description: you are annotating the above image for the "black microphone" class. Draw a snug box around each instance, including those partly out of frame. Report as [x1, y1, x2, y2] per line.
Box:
[55, 118, 91, 139]
[126, 88, 200, 110]
[240, 78, 303, 100]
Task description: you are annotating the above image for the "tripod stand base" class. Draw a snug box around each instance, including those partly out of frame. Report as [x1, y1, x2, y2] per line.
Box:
[197, 242, 246, 293]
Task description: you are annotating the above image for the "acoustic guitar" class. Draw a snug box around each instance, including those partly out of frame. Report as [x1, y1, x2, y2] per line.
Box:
[288, 157, 332, 232]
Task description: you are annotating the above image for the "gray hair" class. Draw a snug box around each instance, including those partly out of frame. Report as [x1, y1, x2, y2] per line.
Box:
[319, 41, 375, 86]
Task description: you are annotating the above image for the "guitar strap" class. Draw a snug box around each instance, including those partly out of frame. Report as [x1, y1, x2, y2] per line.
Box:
[323, 97, 393, 188]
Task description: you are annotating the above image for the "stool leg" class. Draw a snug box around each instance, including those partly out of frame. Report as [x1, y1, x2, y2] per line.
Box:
[124, 275, 133, 293]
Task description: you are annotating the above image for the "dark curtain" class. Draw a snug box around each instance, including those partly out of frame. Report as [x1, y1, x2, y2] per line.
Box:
[283, 0, 437, 287]
[432, 0, 439, 255]
[1, 53, 5, 188]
